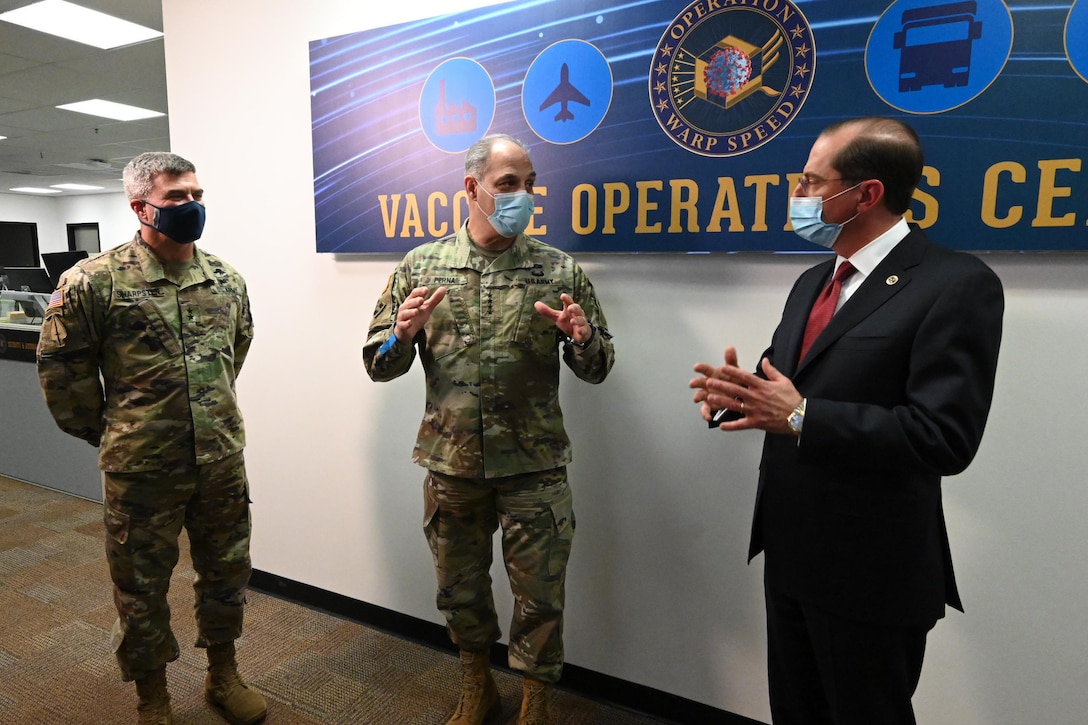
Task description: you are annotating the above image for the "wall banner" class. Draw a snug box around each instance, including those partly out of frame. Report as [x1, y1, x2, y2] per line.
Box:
[309, 0, 1088, 253]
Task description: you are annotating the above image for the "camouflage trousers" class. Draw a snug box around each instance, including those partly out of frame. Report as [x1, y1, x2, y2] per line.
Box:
[102, 452, 252, 681]
[424, 467, 574, 684]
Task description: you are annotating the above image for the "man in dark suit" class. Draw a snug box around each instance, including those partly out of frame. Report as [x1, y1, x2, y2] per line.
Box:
[690, 117, 1003, 724]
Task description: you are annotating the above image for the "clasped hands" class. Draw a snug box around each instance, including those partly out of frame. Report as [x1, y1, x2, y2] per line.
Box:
[392, 287, 593, 344]
[690, 346, 803, 435]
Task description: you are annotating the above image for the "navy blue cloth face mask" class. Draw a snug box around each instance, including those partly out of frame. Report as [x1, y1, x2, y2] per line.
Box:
[140, 199, 206, 244]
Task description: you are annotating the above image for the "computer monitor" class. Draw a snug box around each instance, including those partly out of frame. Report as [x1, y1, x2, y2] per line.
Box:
[42, 250, 89, 288]
[0, 266, 54, 293]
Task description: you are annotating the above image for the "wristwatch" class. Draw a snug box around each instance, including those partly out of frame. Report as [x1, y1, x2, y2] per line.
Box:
[567, 323, 596, 350]
[787, 398, 807, 435]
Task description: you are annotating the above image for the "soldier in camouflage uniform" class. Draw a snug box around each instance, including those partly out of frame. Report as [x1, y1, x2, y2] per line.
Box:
[36, 153, 266, 725]
[364, 134, 615, 725]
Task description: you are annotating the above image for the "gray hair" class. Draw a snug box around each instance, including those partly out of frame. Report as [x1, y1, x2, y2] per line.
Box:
[122, 152, 197, 200]
[464, 134, 530, 178]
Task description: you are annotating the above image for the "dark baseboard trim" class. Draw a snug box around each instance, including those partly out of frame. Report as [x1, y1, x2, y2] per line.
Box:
[249, 569, 764, 725]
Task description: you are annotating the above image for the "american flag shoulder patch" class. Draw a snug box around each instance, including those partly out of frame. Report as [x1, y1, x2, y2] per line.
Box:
[47, 289, 64, 311]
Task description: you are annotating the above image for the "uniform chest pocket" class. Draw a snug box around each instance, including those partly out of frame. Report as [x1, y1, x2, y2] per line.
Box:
[426, 286, 473, 361]
[513, 286, 563, 352]
[119, 298, 183, 357]
[189, 294, 238, 354]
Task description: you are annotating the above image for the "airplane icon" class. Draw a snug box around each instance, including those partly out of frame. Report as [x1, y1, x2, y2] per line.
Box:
[539, 63, 590, 122]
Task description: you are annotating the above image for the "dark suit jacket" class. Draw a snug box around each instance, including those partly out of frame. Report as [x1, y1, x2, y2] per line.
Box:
[750, 227, 1003, 628]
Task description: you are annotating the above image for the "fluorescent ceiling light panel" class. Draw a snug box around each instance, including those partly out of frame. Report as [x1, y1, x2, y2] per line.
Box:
[57, 99, 164, 121]
[0, 1, 162, 49]
[10, 187, 63, 194]
[51, 183, 105, 190]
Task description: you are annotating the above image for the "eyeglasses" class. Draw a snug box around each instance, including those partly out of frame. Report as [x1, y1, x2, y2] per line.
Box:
[796, 176, 855, 193]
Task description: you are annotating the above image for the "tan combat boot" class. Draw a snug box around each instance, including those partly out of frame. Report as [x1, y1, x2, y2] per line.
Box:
[134, 666, 173, 725]
[447, 649, 500, 725]
[517, 678, 553, 725]
[204, 642, 268, 724]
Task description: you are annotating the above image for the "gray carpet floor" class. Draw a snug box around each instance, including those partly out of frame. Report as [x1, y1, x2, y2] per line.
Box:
[0, 475, 670, 724]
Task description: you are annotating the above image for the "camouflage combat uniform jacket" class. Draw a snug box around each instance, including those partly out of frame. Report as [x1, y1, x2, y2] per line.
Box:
[37, 234, 254, 472]
[364, 225, 614, 478]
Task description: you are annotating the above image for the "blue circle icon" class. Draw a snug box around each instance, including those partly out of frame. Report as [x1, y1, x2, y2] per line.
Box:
[1067, 1, 1088, 84]
[523, 40, 611, 145]
[866, 0, 1013, 114]
[420, 58, 495, 153]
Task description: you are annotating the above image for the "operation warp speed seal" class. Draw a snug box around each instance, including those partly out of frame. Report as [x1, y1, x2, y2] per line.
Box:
[650, 0, 816, 157]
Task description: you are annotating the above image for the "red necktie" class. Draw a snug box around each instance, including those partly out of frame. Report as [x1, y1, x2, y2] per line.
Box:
[799, 261, 856, 363]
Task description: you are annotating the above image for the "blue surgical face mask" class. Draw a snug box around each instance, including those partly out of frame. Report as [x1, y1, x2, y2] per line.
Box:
[789, 182, 862, 248]
[140, 199, 206, 244]
[476, 182, 534, 238]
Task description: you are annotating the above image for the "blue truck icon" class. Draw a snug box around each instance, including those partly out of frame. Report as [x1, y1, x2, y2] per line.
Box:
[893, 1, 983, 92]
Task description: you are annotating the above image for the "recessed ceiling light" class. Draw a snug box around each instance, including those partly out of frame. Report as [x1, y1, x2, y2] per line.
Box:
[10, 187, 63, 194]
[57, 99, 164, 121]
[0, 0, 162, 50]
[51, 183, 105, 191]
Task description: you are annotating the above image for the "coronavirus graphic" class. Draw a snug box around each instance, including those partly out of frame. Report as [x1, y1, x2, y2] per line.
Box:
[704, 46, 753, 99]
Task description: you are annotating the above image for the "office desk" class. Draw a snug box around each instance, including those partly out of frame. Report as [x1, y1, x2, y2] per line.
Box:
[1, 311, 102, 502]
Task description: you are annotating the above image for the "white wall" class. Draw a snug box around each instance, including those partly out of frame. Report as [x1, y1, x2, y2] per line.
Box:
[0, 191, 134, 259]
[55, 193, 137, 253]
[161, 2, 1088, 723]
[0, 193, 67, 257]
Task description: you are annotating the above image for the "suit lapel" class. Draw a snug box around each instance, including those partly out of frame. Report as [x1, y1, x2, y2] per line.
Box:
[795, 230, 929, 375]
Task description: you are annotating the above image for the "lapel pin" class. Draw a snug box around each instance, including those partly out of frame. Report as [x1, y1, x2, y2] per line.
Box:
[886, 275, 899, 285]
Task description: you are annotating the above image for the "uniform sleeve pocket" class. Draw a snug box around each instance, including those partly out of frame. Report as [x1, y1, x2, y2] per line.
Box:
[37, 316, 73, 354]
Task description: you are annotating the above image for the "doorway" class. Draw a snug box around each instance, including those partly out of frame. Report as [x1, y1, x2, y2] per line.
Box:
[66, 223, 101, 254]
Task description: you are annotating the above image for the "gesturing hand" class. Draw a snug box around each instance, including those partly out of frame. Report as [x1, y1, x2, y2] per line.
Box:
[534, 293, 593, 344]
[690, 346, 803, 434]
[393, 286, 446, 342]
[690, 346, 742, 423]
